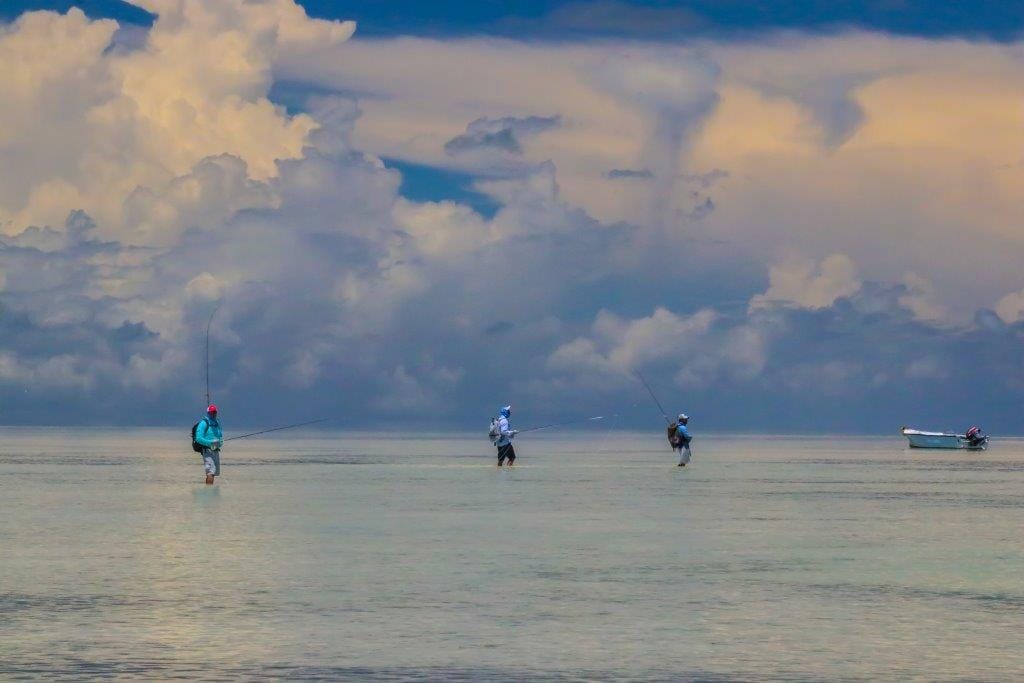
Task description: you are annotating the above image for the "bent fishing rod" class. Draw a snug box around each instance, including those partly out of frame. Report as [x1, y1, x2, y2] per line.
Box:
[224, 418, 332, 442]
[634, 370, 671, 425]
[205, 301, 223, 406]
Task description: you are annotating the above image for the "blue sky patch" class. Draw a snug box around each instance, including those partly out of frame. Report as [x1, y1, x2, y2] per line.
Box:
[4, 1, 1023, 41]
[383, 158, 502, 220]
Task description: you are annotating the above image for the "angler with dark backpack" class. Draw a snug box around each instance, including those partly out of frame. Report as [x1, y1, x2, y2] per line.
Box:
[670, 413, 692, 467]
[490, 405, 518, 467]
[192, 404, 223, 484]
[635, 370, 694, 468]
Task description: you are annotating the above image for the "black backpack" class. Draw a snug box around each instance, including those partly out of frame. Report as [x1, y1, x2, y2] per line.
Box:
[190, 418, 208, 453]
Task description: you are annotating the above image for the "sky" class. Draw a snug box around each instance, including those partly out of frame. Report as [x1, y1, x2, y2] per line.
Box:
[0, 0, 1022, 431]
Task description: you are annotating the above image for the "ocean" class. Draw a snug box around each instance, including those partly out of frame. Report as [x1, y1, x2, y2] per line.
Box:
[2, 429, 1022, 680]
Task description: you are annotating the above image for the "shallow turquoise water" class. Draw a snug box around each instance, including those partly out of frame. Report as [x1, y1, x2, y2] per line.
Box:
[2, 429, 1023, 680]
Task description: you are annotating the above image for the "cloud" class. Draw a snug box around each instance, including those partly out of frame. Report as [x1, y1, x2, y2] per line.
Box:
[994, 289, 1024, 324]
[540, 278, 1024, 431]
[899, 273, 949, 322]
[122, 154, 276, 247]
[742, 70, 878, 147]
[303, 32, 1022, 317]
[445, 115, 561, 156]
[0, 1, 354, 238]
[750, 254, 862, 311]
[607, 168, 652, 179]
[547, 306, 767, 392]
[590, 51, 721, 229]
[0, 2, 1023, 432]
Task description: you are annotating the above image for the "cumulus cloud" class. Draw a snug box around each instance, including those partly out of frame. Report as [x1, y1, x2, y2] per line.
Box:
[0, 1, 353, 239]
[0, 5, 651, 425]
[122, 155, 276, 247]
[899, 273, 949, 322]
[306, 32, 1023, 316]
[540, 279, 1024, 431]
[994, 289, 1024, 324]
[750, 254, 862, 311]
[547, 306, 766, 393]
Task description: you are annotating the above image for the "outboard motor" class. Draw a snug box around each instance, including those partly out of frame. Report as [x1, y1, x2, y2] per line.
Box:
[965, 426, 987, 447]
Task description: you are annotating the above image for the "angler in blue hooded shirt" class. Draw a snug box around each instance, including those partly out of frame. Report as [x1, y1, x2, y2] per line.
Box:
[194, 404, 223, 484]
[671, 413, 692, 467]
[494, 405, 518, 467]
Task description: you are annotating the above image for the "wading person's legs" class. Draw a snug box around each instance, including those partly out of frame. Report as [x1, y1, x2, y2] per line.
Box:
[203, 448, 219, 483]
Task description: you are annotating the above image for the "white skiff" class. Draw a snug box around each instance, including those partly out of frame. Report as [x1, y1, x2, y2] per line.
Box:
[901, 427, 987, 450]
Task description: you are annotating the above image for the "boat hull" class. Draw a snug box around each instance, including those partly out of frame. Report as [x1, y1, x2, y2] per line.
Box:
[902, 428, 987, 450]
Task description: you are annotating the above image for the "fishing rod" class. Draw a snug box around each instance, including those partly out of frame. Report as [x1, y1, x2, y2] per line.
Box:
[634, 370, 671, 425]
[224, 418, 332, 442]
[205, 301, 222, 406]
[517, 415, 607, 434]
[634, 371, 692, 457]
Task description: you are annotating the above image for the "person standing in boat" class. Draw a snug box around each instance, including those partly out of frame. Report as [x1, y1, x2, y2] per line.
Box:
[494, 405, 518, 467]
[194, 404, 223, 484]
[669, 413, 692, 467]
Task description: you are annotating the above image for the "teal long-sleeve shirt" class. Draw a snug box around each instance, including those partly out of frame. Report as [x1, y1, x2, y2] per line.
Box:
[195, 417, 223, 449]
[676, 424, 691, 443]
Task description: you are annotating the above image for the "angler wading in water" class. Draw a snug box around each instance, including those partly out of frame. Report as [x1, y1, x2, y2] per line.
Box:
[192, 404, 223, 484]
[193, 303, 224, 484]
[635, 369, 695, 467]
[487, 411, 606, 465]
[669, 413, 692, 467]
[490, 406, 519, 467]
[189, 302, 330, 480]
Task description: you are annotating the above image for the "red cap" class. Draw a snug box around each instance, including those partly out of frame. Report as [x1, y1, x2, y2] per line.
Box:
[207, 404, 218, 414]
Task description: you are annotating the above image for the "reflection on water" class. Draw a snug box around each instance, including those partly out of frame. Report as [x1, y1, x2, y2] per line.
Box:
[2, 428, 1023, 679]
[192, 485, 222, 505]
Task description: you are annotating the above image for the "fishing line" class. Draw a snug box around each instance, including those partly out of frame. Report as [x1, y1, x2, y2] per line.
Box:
[224, 418, 332, 442]
[517, 415, 607, 434]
